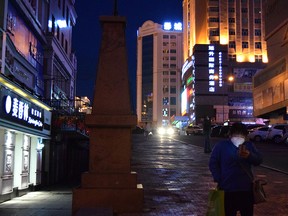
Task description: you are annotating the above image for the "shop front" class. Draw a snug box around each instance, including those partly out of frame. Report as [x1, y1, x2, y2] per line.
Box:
[0, 80, 51, 202]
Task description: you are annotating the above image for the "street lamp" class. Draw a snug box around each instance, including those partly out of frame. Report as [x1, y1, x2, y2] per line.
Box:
[214, 74, 234, 123]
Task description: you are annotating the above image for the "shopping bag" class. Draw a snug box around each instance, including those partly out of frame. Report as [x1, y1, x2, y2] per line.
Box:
[253, 179, 267, 204]
[206, 188, 225, 216]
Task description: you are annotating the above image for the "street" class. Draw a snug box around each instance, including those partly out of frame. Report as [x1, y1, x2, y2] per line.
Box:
[176, 133, 288, 174]
[0, 133, 287, 216]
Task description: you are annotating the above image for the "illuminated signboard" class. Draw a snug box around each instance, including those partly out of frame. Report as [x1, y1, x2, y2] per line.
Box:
[0, 88, 44, 130]
[181, 88, 187, 116]
[181, 59, 193, 79]
[208, 45, 215, 92]
[163, 22, 182, 31]
[208, 45, 224, 92]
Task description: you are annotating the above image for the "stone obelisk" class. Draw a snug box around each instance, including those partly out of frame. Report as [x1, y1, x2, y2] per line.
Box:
[72, 8, 143, 216]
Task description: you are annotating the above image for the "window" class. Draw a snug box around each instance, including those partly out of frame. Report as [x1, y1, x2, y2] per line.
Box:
[254, 8, 261, 13]
[170, 86, 176, 93]
[255, 29, 261, 36]
[163, 64, 169, 68]
[163, 42, 169, 46]
[163, 78, 169, 83]
[255, 42, 262, 49]
[170, 71, 176, 75]
[229, 54, 236, 61]
[242, 29, 248, 36]
[255, 19, 261, 24]
[170, 78, 176, 83]
[255, 55, 262, 62]
[170, 42, 176, 47]
[170, 35, 176, 39]
[209, 29, 219, 36]
[170, 64, 176, 68]
[229, 41, 236, 48]
[163, 71, 169, 75]
[229, 8, 235, 13]
[163, 35, 169, 39]
[170, 97, 176, 105]
[209, 17, 219, 22]
[170, 56, 176, 61]
[229, 29, 235, 35]
[241, 8, 248, 13]
[209, 7, 219, 12]
[229, 18, 235, 23]
[163, 49, 169, 53]
[163, 85, 169, 93]
[242, 42, 248, 48]
[170, 108, 176, 117]
[163, 97, 169, 105]
[163, 56, 169, 61]
[170, 49, 176, 53]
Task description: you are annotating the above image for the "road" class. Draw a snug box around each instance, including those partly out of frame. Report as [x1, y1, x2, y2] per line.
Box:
[171, 134, 288, 174]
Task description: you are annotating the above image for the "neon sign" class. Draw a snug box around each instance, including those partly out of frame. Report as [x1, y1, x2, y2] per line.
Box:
[208, 45, 215, 92]
[1, 89, 44, 130]
[163, 22, 182, 31]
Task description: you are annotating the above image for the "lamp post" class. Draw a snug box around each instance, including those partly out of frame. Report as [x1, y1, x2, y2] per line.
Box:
[214, 74, 234, 123]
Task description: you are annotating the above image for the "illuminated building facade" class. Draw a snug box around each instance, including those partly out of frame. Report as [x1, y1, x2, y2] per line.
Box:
[137, 21, 183, 127]
[0, 0, 83, 202]
[182, 0, 268, 124]
[0, 0, 52, 201]
[253, 0, 288, 124]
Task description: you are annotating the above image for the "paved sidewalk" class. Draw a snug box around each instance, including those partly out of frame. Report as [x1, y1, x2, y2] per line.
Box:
[0, 135, 287, 215]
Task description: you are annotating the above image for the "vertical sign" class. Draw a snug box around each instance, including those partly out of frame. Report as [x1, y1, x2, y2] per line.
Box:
[208, 45, 215, 92]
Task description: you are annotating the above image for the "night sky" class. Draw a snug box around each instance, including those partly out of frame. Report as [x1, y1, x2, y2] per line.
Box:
[72, 0, 183, 108]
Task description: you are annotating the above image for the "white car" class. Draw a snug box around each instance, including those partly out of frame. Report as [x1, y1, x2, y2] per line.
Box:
[247, 126, 269, 142]
[185, 125, 203, 135]
[266, 124, 288, 143]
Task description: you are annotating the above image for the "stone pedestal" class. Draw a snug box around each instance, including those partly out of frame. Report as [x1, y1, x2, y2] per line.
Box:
[72, 15, 143, 215]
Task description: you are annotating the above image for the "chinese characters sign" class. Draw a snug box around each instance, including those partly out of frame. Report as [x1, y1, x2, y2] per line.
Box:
[0, 88, 44, 130]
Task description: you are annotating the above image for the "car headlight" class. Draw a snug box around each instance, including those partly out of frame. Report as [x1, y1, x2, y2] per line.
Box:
[167, 127, 174, 135]
[158, 127, 166, 135]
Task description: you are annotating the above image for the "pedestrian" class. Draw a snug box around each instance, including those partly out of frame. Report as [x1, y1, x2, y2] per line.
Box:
[209, 122, 263, 216]
[203, 116, 212, 153]
[143, 122, 152, 139]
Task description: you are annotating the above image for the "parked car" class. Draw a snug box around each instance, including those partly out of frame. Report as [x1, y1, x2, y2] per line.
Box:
[246, 124, 266, 133]
[247, 126, 269, 142]
[185, 125, 203, 135]
[266, 124, 288, 143]
[219, 125, 232, 137]
[210, 125, 223, 137]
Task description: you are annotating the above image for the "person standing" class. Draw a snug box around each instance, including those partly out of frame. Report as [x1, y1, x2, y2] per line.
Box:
[203, 116, 212, 153]
[209, 122, 263, 216]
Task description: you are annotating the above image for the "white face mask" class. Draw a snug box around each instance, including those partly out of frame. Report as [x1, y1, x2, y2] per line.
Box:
[231, 137, 245, 147]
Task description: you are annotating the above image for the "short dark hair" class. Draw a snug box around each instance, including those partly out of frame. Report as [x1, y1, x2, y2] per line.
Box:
[229, 122, 248, 136]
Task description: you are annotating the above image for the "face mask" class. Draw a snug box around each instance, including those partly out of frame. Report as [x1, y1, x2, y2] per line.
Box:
[231, 137, 245, 147]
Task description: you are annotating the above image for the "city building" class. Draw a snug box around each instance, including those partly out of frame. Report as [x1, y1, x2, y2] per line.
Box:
[0, 0, 86, 201]
[136, 20, 183, 128]
[182, 0, 268, 124]
[0, 0, 52, 201]
[253, 0, 288, 124]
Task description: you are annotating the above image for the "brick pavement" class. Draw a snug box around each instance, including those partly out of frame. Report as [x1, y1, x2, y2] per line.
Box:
[120, 134, 288, 216]
[0, 134, 287, 216]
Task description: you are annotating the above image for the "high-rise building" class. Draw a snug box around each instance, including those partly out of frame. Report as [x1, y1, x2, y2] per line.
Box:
[136, 21, 183, 127]
[182, 0, 268, 124]
[253, 0, 288, 124]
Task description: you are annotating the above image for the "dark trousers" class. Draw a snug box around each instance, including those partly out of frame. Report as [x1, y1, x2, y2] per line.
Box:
[204, 132, 211, 152]
[224, 191, 254, 216]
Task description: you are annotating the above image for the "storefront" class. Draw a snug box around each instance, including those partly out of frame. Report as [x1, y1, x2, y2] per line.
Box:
[0, 78, 51, 201]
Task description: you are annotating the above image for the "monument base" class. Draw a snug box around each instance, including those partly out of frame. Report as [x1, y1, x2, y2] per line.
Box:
[72, 172, 143, 215]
